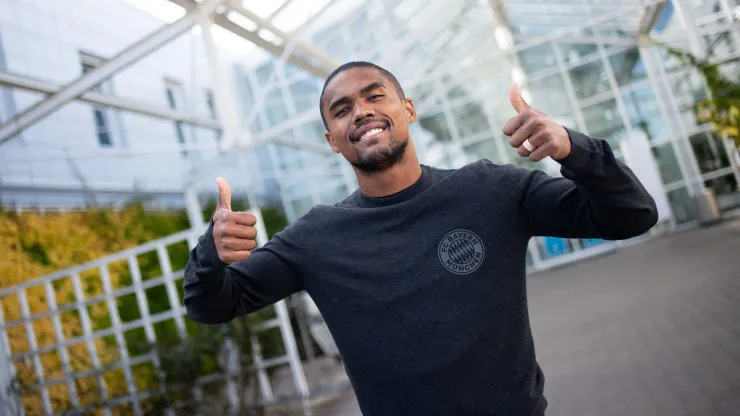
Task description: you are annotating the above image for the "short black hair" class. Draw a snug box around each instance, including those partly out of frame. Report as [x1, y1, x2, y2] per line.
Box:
[319, 61, 406, 129]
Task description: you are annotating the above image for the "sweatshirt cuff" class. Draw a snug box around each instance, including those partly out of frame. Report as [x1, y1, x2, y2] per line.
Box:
[557, 127, 598, 178]
[199, 217, 228, 269]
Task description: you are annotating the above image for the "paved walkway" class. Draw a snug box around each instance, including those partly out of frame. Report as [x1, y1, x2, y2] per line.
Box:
[318, 215, 740, 416]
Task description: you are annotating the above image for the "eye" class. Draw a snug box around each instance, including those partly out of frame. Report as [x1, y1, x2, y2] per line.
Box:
[368, 94, 383, 101]
[335, 108, 348, 117]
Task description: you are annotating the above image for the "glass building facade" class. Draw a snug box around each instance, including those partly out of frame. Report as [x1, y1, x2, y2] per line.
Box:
[230, 0, 740, 269]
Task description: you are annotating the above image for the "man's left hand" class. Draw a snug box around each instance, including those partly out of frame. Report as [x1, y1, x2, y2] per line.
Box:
[502, 83, 571, 162]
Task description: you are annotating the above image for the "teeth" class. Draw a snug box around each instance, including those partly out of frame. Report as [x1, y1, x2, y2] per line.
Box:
[360, 128, 383, 141]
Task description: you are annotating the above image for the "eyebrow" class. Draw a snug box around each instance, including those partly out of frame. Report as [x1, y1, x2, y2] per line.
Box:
[327, 81, 386, 114]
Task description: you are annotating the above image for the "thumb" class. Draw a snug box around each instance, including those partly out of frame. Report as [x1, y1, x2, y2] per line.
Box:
[509, 83, 531, 113]
[216, 177, 232, 211]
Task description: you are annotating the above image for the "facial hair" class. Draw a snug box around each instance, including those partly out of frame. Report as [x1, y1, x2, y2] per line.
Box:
[351, 136, 408, 173]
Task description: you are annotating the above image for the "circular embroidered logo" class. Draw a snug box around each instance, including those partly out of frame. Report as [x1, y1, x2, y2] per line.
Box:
[438, 229, 485, 275]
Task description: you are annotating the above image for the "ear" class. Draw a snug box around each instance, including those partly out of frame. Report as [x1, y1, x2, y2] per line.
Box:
[404, 98, 417, 124]
[325, 132, 341, 153]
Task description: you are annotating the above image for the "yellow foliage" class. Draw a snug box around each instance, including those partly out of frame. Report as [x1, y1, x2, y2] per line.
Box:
[0, 207, 190, 414]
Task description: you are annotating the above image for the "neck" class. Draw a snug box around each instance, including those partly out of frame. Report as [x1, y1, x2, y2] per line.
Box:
[354, 142, 422, 198]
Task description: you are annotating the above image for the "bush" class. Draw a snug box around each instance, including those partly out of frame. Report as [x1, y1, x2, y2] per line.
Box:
[0, 201, 289, 415]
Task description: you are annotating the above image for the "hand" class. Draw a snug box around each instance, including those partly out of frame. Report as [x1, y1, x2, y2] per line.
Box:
[212, 177, 258, 264]
[502, 83, 571, 162]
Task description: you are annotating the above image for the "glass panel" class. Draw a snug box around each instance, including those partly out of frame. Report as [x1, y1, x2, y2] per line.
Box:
[651, 143, 684, 184]
[451, 102, 490, 139]
[569, 60, 611, 100]
[705, 175, 740, 212]
[560, 43, 598, 66]
[666, 187, 694, 223]
[621, 87, 669, 143]
[518, 44, 557, 74]
[582, 99, 625, 147]
[527, 73, 573, 118]
[608, 47, 646, 87]
[463, 137, 499, 163]
[690, 132, 730, 173]
[417, 112, 454, 143]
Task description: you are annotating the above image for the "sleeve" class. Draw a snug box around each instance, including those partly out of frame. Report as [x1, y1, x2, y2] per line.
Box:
[182, 217, 306, 325]
[506, 127, 659, 240]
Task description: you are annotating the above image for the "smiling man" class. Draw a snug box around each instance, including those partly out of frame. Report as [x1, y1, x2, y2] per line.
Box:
[183, 61, 659, 415]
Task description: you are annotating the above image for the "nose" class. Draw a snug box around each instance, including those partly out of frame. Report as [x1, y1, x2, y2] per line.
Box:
[353, 106, 375, 124]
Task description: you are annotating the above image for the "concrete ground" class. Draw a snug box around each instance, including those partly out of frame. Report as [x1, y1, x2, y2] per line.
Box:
[316, 214, 740, 416]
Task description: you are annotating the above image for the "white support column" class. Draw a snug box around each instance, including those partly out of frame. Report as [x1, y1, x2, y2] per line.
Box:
[638, 46, 701, 195]
[671, 0, 707, 59]
[184, 186, 205, 230]
[197, 12, 244, 151]
[0, 0, 229, 146]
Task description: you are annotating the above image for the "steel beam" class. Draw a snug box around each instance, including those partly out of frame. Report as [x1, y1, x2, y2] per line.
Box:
[0, 71, 222, 130]
[0, 0, 229, 147]
[167, 0, 331, 78]
[227, 0, 338, 70]
[409, 0, 665, 87]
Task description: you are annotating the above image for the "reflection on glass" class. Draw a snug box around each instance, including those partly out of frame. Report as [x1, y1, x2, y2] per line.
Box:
[666, 187, 695, 223]
[452, 102, 490, 138]
[582, 99, 625, 147]
[608, 47, 646, 87]
[651, 144, 684, 184]
[569, 60, 611, 100]
[518, 44, 556, 74]
[621, 87, 668, 142]
[690, 132, 730, 173]
[528, 74, 572, 117]
[705, 175, 740, 212]
[417, 112, 454, 142]
[559, 43, 597, 66]
[464, 137, 499, 163]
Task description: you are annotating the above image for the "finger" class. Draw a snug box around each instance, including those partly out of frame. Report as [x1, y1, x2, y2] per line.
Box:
[529, 142, 554, 162]
[508, 117, 539, 148]
[502, 111, 529, 136]
[221, 250, 251, 264]
[509, 83, 531, 113]
[230, 212, 257, 226]
[517, 143, 532, 158]
[223, 224, 257, 240]
[216, 177, 232, 211]
[221, 237, 258, 252]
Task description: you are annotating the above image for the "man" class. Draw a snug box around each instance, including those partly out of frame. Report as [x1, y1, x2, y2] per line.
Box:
[183, 62, 658, 415]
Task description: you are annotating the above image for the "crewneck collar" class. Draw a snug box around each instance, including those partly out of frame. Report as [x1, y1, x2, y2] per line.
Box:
[352, 165, 433, 208]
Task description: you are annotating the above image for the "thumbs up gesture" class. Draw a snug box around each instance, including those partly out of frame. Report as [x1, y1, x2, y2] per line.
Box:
[212, 177, 258, 264]
[502, 83, 571, 162]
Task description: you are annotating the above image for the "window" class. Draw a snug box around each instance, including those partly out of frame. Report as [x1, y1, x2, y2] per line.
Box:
[165, 79, 187, 156]
[205, 89, 221, 142]
[80, 52, 114, 147]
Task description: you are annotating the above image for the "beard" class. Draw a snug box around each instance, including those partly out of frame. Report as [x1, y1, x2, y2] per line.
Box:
[351, 136, 408, 173]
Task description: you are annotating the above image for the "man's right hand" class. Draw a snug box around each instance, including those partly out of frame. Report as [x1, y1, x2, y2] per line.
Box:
[212, 177, 258, 264]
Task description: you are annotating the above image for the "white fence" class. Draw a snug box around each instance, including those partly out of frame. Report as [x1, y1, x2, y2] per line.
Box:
[0, 219, 309, 415]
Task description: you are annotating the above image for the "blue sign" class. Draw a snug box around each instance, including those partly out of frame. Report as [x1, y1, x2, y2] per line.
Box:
[543, 237, 569, 258]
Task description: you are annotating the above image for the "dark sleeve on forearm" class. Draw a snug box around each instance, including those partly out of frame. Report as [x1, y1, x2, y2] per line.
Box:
[182, 221, 304, 325]
[514, 127, 659, 240]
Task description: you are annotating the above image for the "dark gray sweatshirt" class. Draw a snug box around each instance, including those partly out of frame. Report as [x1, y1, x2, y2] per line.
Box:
[183, 128, 658, 415]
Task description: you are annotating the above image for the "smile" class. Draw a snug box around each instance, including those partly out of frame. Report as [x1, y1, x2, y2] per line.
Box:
[359, 128, 385, 141]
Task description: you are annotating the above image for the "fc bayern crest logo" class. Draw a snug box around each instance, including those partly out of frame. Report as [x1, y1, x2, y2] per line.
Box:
[438, 229, 485, 275]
